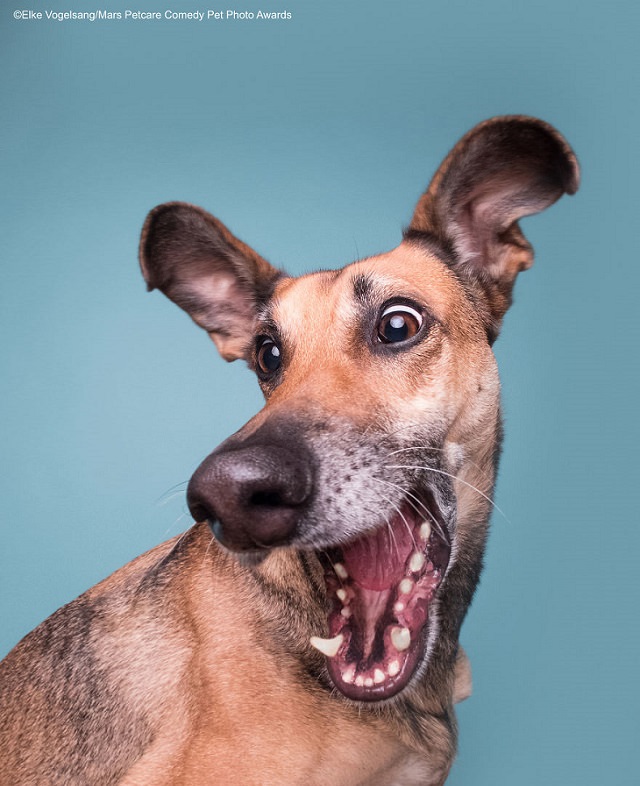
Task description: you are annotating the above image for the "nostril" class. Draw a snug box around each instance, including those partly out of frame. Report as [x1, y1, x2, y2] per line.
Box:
[187, 498, 214, 526]
[250, 489, 285, 507]
[187, 437, 315, 551]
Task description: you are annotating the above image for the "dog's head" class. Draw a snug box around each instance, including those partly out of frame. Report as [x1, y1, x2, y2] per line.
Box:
[140, 117, 578, 702]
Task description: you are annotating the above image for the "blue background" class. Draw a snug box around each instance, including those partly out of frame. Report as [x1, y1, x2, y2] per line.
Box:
[2, 1, 638, 783]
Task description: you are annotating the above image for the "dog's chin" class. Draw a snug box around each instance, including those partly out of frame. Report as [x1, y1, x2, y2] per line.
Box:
[314, 496, 451, 702]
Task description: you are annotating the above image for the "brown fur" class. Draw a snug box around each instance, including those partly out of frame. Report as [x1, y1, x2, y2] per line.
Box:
[0, 116, 578, 785]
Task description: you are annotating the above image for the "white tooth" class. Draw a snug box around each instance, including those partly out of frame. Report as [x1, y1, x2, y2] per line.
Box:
[388, 659, 400, 677]
[399, 578, 413, 594]
[394, 601, 405, 614]
[409, 552, 425, 572]
[309, 633, 344, 658]
[336, 588, 348, 603]
[340, 607, 352, 618]
[365, 677, 374, 687]
[374, 668, 385, 684]
[334, 563, 348, 580]
[342, 666, 355, 684]
[420, 521, 431, 540]
[355, 675, 365, 687]
[390, 626, 411, 651]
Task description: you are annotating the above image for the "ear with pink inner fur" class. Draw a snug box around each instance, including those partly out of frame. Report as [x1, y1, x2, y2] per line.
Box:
[408, 116, 580, 339]
[139, 202, 282, 361]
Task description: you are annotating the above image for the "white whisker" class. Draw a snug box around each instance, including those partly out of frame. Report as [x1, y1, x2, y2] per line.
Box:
[385, 464, 507, 521]
[387, 446, 493, 486]
[156, 490, 187, 508]
[372, 477, 447, 542]
[163, 511, 190, 537]
[201, 534, 217, 569]
[375, 490, 413, 560]
[155, 480, 189, 505]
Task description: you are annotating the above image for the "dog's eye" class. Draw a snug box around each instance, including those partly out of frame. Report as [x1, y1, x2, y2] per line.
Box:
[256, 338, 282, 375]
[377, 305, 423, 344]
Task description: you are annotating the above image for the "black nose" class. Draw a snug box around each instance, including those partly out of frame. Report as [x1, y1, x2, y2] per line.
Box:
[187, 439, 314, 551]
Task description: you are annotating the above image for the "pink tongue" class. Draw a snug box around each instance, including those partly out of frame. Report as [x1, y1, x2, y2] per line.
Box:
[341, 511, 416, 590]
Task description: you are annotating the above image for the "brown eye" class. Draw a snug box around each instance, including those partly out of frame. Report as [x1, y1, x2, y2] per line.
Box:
[377, 305, 423, 344]
[257, 338, 281, 375]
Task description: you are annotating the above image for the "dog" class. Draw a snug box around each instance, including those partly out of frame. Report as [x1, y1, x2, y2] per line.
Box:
[0, 116, 578, 785]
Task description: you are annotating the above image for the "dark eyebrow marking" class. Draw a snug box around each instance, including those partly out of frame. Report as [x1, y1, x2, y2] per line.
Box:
[352, 273, 376, 306]
[256, 318, 280, 336]
[256, 298, 279, 329]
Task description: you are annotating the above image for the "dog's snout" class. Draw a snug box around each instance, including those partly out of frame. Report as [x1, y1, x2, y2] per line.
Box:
[187, 441, 313, 551]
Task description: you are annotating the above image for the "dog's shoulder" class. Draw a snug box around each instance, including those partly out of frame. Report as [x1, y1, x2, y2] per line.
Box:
[0, 527, 210, 783]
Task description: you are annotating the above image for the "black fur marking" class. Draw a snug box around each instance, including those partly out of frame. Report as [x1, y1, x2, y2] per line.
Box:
[403, 228, 457, 267]
[299, 551, 325, 597]
[135, 525, 197, 597]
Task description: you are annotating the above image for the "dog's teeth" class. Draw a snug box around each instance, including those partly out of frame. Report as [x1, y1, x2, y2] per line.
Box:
[355, 675, 365, 687]
[388, 659, 400, 677]
[394, 601, 405, 614]
[364, 677, 374, 687]
[342, 666, 356, 684]
[390, 626, 411, 651]
[336, 588, 348, 603]
[419, 522, 431, 540]
[334, 563, 348, 580]
[409, 552, 425, 572]
[340, 607, 352, 619]
[373, 668, 385, 684]
[309, 633, 344, 658]
[399, 578, 413, 594]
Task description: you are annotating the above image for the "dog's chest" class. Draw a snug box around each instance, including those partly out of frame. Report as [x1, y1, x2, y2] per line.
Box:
[129, 642, 439, 784]
[178, 678, 427, 785]
[120, 699, 436, 786]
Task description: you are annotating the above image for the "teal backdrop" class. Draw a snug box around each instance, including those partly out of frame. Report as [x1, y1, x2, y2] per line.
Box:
[2, 1, 638, 783]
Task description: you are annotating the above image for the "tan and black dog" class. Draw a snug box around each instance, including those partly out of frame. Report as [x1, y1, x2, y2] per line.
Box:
[0, 116, 579, 785]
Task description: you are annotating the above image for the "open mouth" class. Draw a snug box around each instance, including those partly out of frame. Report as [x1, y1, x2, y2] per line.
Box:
[313, 496, 450, 701]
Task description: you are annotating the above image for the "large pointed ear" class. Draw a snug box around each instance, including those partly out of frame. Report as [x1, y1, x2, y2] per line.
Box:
[407, 116, 580, 340]
[139, 202, 283, 361]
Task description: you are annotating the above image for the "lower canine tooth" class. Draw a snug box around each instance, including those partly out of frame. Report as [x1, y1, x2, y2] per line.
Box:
[388, 659, 400, 677]
[420, 521, 431, 540]
[334, 563, 348, 580]
[374, 668, 385, 684]
[310, 633, 344, 658]
[390, 626, 411, 651]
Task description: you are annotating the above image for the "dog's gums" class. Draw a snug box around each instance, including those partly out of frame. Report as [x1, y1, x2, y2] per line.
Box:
[313, 500, 450, 701]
